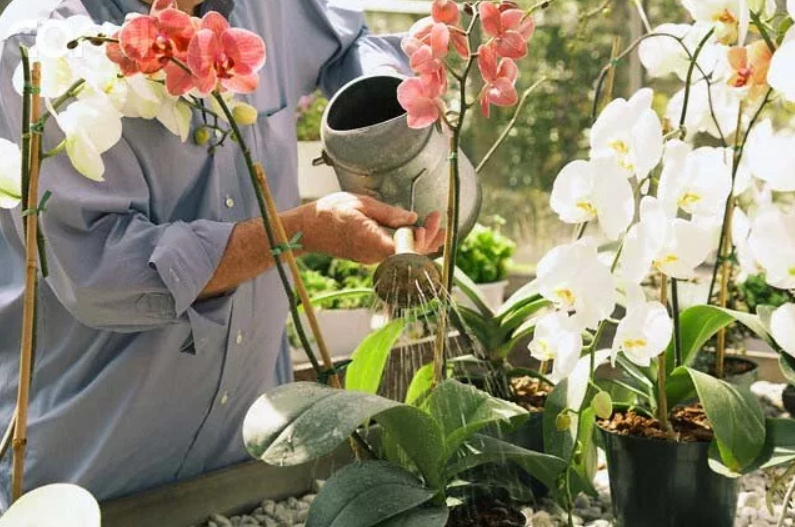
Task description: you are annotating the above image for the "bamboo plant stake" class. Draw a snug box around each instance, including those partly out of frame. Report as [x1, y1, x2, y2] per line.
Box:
[658, 274, 671, 433]
[253, 164, 341, 389]
[12, 60, 42, 502]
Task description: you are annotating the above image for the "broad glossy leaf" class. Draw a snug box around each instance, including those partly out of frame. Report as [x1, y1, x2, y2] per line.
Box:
[681, 367, 766, 473]
[0, 484, 100, 527]
[406, 363, 435, 406]
[376, 406, 445, 489]
[305, 461, 442, 527]
[444, 433, 566, 490]
[741, 418, 795, 472]
[427, 380, 527, 459]
[243, 383, 441, 470]
[346, 320, 406, 394]
[665, 306, 769, 373]
[302, 289, 374, 311]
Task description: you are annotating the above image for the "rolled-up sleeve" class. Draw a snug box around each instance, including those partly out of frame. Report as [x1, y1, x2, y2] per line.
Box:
[0, 36, 233, 333]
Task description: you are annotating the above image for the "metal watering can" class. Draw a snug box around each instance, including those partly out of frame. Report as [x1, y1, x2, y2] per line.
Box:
[318, 74, 482, 307]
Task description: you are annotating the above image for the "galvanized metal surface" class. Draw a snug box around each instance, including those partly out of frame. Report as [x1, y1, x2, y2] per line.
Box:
[321, 75, 482, 241]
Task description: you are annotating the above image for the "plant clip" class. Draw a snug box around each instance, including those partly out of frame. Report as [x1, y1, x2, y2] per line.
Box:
[270, 232, 304, 256]
[317, 360, 352, 385]
[21, 191, 52, 217]
[23, 83, 41, 96]
[29, 121, 45, 135]
[448, 152, 458, 161]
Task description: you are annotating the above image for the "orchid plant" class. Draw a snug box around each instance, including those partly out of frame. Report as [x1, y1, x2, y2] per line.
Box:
[507, 0, 795, 523]
[0, 0, 337, 501]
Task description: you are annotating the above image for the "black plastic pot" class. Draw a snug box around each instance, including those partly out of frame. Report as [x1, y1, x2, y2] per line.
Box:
[599, 427, 738, 527]
[783, 384, 795, 416]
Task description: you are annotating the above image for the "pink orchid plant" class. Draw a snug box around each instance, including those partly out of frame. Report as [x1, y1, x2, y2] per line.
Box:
[107, 0, 266, 97]
[398, 0, 535, 128]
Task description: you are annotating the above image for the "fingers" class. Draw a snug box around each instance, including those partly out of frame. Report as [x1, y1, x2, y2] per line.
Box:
[358, 196, 419, 229]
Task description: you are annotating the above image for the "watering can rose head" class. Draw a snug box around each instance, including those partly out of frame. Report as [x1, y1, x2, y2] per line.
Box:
[107, 0, 266, 97]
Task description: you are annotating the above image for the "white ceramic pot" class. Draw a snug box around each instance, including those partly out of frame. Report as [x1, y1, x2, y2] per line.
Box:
[290, 308, 374, 364]
[454, 280, 509, 313]
[297, 141, 340, 200]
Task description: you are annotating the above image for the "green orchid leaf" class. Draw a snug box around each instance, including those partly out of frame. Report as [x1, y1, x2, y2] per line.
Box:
[676, 367, 766, 474]
[497, 279, 540, 319]
[451, 266, 494, 317]
[243, 382, 444, 486]
[665, 306, 769, 373]
[305, 461, 446, 527]
[406, 363, 435, 407]
[444, 433, 566, 490]
[346, 320, 406, 394]
[426, 380, 527, 460]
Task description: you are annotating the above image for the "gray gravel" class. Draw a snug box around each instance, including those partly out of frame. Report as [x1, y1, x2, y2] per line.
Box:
[198, 382, 793, 527]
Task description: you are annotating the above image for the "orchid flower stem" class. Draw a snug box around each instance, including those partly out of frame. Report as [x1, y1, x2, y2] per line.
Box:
[38, 80, 85, 126]
[632, 0, 652, 34]
[658, 274, 671, 432]
[678, 28, 716, 131]
[750, 10, 776, 53]
[476, 77, 547, 174]
[210, 93, 323, 380]
[708, 89, 773, 304]
[12, 51, 42, 503]
[671, 278, 682, 367]
[433, 10, 480, 386]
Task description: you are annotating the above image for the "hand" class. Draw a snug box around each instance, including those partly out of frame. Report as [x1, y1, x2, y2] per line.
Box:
[297, 193, 445, 265]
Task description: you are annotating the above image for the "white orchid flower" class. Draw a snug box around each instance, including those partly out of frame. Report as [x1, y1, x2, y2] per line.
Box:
[0, 483, 100, 527]
[771, 304, 795, 359]
[768, 28, 795, 103]
[590, 88, 664, 181]
[12, 16, 100, 99]
[732, 207, 761, 280]
[621, 196, 715, 283]
[528, 311, 584, 383]
[682, 0, 758, 45]
[745, 120, 795, 192]
[536, 237, 617, 329]
[550, 157, 635, 240]
[612, 284, 673, 368]
[748, 207, 795, 289]
[48, 98, 123, 181]
[639, 23, 723, 81]
[0, 138, 22, 210]
[667, 80, 740, 140]
[658, 142, 733, 219]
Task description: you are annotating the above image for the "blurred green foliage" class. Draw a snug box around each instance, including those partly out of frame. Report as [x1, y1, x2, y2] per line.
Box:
[456, 216, 516, 284]
[299, 254, 374, 309]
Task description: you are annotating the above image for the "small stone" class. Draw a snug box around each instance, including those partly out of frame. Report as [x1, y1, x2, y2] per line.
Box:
[207, 522, 218, 527]
[574, 495, 590, 510]
[301, 494, 316, 505]
[740, 506, 759, 522]
[581, 506, 602, 521]
[293, 524, 305, 527]
[530, 511, 556, 527]
[273, 503, 293, 524]
[588, 521, 610, 527]
[230, 515, 241, 526]
[210, 514, 233, 527]
[262, 500, 277, 517]
[287, 497, 301, 509]
[252, 507, 264, 516]
[312, 480, 326, 493]
[293, 508, 308, 523]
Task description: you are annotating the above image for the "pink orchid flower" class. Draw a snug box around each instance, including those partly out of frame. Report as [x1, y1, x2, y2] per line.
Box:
[431, 0, 460, 25]
[477, 44, 519, 117]
[115, 0, 197, 75]
[479, 1, 535, 59]
[402, 18, 450, 75]
[397, 76, 446, 129]
[187, 11, 267, 96]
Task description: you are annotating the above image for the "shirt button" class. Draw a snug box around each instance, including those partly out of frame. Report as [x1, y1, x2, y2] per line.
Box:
[220, 392, 229, 406]
[236, 331, 243, 345]
[225, 196, 235, 208]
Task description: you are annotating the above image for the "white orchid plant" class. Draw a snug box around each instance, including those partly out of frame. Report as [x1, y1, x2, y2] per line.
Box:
[518, 0, 795, 521]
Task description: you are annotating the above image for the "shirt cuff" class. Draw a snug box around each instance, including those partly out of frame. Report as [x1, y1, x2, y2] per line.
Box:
[149, 220, 235, 317]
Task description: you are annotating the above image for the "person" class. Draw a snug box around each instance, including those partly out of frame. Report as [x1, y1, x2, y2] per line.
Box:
[0, 0, 444, 508]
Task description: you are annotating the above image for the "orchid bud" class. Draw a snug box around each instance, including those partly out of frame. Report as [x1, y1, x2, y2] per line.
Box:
[591, 391, 613, 420]
[463, 2, 474, 15]
[193, 126, 211, 146]
[555, 411, 572, 432]
[232, 103, 258, 126]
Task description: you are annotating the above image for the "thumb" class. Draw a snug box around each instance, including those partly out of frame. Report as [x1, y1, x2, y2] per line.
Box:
[359, 197, 419, 229]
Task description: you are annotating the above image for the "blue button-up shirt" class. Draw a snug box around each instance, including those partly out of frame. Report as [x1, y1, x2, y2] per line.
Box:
[0, 0, 406, 507]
